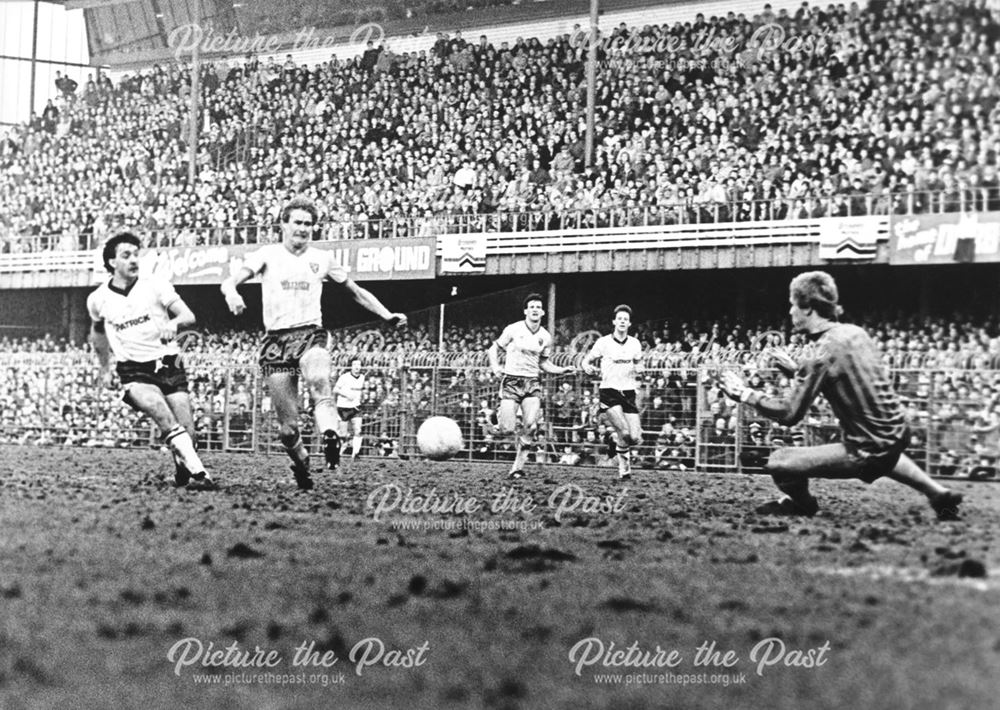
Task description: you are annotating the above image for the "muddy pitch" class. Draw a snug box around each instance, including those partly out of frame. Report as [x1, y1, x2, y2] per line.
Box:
[1, 445, 997, 710]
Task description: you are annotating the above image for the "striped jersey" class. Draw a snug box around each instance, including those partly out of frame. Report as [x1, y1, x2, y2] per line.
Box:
[87, 278, 180, 362]
[496, 321, 553, 377]
[334, 372, 365, 409]
[241, 244, 348, 332]
[747, 322, 906, 454]
[587, 334, 642, 390]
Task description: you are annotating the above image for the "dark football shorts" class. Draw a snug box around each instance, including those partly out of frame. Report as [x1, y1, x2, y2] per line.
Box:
[599, 388, 639, 414]
[499, 375, 543, 403]
[338, 407, 361, 421]
[259, 326, 330, 376]
[847, 428, 911, 484]
[116, 355, 189, 407]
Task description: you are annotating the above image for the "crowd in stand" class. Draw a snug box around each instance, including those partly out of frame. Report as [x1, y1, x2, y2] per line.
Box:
[3, 0, 1000, 253]
[3, 313, 1000, 477]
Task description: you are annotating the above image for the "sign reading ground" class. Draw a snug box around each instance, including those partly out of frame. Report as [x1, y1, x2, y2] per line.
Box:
[440, 234, 487, 273]
[889, 212, 1000, 264]
[134, 238, 437, 285]
[325, 238, 436, 280]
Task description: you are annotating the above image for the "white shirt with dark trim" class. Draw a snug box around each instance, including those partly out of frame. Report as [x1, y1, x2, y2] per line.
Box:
[334, 372, 365, 409]
[588, 334, 642, 390]
[87, 278, 180, 362]
[496, 321, 553, 377]
[242, 244, 348, 332]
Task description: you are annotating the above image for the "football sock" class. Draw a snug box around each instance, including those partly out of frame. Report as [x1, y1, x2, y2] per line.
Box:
[351, 435, 363, 457]
[618, 446, 631, 474]
[323, 429, 340, 468]
[511, 434, 532, 472]
[279, 430, 309, 469]
[314, 397, 339, 435]
[164, 426, 205, 474]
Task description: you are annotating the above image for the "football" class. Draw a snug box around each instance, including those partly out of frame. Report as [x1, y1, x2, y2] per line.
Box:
[416, 416, 464, 461]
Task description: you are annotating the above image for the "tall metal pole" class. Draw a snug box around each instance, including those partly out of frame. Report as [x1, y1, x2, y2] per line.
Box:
[584, 0, 598, 169]
[187, 0, 201, 185]
[28, 0, 40, 121]
[547, 282, 556, 338]
[438, 303, 445, 352]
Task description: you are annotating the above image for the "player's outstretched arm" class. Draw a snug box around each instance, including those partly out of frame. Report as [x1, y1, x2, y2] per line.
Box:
[719, 365, 827, 427]
[341, 278, 407, 326]
[220, 267, 254, 315]
[161, 299, 196, 343]
[487, 341, 503, 376]
[90, 320, 111, 371]
[580, 347, 600, 376]
[766, 346, 799, 376]
[86, 291, 112, 382]
[540, 358, 575, 376]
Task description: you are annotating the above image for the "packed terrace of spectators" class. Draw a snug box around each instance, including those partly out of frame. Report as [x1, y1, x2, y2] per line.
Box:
[2, 314, 999, 476]
[3, 0, 1000, 252]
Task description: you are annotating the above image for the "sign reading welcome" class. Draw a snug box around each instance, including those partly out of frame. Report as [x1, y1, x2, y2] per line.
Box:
[889, 212, 1000, 264]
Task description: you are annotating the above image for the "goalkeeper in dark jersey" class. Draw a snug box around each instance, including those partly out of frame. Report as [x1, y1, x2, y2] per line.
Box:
[719, 271, 963, 520]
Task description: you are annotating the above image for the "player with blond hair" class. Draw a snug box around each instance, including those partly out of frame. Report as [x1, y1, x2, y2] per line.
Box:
[221, 197, 406, 490]
[719, 271, 963, 519]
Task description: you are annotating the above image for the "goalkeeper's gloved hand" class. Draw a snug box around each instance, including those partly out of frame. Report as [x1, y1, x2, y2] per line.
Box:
[720, 370, 752, 403]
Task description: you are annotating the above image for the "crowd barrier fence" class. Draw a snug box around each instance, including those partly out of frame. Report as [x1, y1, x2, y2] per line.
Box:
[4, 187, 999, 254]
[2, 352, 997, 481]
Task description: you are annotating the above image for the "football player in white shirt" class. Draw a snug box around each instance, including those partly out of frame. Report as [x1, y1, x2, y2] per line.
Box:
[333, 358, 365, 460]
[87, 232, 216, 490]
[582, 305, 644, 479]
[488, 293, 575, 479]
[220, 197, 406, 490]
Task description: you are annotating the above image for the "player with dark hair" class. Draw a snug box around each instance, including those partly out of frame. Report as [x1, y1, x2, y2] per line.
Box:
[488, 293, 575, 479]
[582, 304, 644, 480]
[88, 232, 216, 490]
[719, 271, 963, 519]
[333, 358, 366, 460]
[220, 197, 407, 490]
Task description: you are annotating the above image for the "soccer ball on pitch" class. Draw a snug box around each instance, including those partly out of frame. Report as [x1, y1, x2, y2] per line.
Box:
[416, 416, 464, 461]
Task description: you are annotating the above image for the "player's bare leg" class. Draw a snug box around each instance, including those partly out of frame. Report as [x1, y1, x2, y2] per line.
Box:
[125, 383, 211, 488]
[765, 444, 962, 519]
[165, 391, 216, 489]
[605, 406, 642, 480]
[496, 398, 523, 478]
[336, 414, 350, 455]
[886, 454, 963, 520]
[348, 417, 363, 460]
[268, 371, 313, 489]
[300, 347, 340, 470]
[509, 397, 542, 479]
[760, 444, 855, 516]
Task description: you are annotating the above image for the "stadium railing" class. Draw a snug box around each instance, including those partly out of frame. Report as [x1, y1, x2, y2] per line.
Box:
[1, 351, 995, 481]
[2, 187, 997, 254]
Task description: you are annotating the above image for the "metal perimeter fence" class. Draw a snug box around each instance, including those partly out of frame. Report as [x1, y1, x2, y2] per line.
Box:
[2, 349, 999, 481]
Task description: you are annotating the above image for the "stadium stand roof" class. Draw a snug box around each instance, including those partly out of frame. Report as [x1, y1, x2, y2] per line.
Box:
[57, 0, 689, 66]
